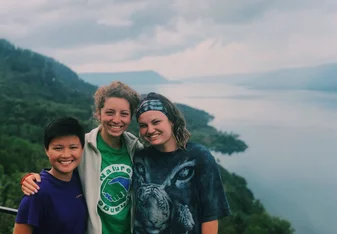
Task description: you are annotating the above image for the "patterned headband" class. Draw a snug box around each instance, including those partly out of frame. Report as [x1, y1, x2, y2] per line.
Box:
[136, 99, 168, 120]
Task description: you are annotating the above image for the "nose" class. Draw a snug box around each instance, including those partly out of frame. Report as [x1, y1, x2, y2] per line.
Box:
[62, 148, 72, 158]
[112, 114, 121, 123]
[147, 124, 155, 134]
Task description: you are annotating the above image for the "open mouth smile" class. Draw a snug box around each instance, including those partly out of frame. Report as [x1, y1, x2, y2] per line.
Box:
[147, 133, 161, 140]
[59, 160, 74, 165]
[108, 124, 123, 129]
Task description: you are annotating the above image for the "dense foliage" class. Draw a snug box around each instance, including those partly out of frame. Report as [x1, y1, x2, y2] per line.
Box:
[0, 39, 294, 234]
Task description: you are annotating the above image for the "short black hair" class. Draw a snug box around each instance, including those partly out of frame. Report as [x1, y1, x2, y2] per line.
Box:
[44, 117, 85, 150]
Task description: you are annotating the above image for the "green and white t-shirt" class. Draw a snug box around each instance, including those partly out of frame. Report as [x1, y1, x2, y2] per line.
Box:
[97, 133, 132, 234]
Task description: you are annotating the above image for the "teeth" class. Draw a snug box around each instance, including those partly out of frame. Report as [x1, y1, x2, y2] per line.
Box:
[60, 161, 72, 165]
[149, 134, 159, 139]
[109, 125, 121, 129]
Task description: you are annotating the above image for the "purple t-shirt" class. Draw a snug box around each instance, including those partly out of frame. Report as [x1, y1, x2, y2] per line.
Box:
[16, 169, 87, 234]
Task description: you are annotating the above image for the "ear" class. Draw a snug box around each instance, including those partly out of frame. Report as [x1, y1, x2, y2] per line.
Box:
[95, 109, 101, 121]
[44, 148, 50, 158]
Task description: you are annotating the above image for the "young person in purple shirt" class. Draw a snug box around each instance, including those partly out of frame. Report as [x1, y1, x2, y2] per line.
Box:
[13, 117, 88, 234]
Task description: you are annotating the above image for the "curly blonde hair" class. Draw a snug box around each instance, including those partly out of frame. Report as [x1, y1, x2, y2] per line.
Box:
[94, 81, 140, 119]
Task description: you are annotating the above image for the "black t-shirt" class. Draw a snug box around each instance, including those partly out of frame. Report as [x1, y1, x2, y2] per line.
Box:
[133, 142, 231, 234]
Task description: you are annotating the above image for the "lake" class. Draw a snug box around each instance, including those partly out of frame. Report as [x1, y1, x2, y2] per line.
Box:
[132, 82, 337, 234]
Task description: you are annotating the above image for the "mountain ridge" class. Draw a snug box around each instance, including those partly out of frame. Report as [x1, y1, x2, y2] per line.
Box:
[80, 70, 180, 86]
[181, 63, 337, 92]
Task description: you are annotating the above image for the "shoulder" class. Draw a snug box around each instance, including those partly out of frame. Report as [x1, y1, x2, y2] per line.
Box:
[186, 142, 211, 155]
[16, 195, 40, 225]
[123, 131, 138, 142]
[85, 126, 100, 142]
[37, 171, 57, 196]
[134, 145, 152, 156]
[185, 142, 216, 163]
[18, 183, 49, 210]
[19, 194, 37, 206]
[16, 184, 50, 226]
[123, 131, 144, 148]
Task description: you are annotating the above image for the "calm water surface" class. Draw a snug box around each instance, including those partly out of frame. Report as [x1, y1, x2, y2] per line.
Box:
[133, 83, 337, 234]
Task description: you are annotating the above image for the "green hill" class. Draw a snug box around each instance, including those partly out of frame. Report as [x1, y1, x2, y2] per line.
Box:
[0, 39, 294, 234]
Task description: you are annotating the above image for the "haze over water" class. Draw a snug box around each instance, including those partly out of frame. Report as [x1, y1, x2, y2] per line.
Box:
[133, 82, 337, 234]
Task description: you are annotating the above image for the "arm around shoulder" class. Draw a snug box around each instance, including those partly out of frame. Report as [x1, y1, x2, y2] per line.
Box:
[21, 173, 41, 196]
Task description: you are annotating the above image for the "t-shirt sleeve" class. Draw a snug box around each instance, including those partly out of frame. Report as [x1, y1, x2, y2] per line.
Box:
[15, 194, 42, 227]
[196, 146, 231, 222]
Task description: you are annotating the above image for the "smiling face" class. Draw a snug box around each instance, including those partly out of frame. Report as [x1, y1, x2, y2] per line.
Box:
[99, 97, 132, 144]
[138, 110, 177, 152]
[45, 135, 83, 181]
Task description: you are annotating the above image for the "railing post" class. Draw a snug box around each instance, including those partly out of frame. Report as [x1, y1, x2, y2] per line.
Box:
[0, 206, 18, 216]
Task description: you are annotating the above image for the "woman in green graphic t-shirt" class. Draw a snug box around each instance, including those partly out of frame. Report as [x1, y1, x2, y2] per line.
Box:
[21, 81, 143, 234]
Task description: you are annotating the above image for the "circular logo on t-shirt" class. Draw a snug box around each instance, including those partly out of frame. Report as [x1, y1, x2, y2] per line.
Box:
[98, 164, 132, 215]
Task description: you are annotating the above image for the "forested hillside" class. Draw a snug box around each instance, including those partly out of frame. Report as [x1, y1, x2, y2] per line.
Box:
[0, 39, 294, 234]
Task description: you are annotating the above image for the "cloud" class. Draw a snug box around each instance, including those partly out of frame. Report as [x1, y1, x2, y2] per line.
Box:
[72, 7, 337, 78]
[43, 40, 146, 65]
[1, 0, 170, 48]
[1, 0, 337, 78]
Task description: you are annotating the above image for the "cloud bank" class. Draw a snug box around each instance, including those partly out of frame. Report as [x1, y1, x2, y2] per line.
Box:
[1, 0, 337, 78]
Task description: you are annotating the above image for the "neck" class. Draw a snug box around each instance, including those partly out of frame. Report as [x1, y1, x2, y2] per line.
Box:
[155, 138, 178, 153]
[48, 168, 73, 182]
[100, 131, 122, 149]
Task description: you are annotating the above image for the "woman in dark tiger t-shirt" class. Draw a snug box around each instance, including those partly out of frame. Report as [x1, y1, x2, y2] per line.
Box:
[133, 92, 231, 234]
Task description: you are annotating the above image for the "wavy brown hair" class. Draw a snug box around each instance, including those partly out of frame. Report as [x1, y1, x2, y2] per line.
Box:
[94, 81, 140, 119]
[138, 92, 191, 149]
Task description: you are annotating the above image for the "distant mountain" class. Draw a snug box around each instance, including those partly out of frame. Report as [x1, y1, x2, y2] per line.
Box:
[183, 63, 337, 92]
[80, 70, 179, 86]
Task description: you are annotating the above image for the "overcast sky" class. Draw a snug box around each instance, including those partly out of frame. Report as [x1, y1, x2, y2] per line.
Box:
[1, 0, 337, 79]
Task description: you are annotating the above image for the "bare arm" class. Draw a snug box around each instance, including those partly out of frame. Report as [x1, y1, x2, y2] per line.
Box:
[202, 220, 218, 234]
[21, 173, 41, 196]
[13, 223, 33, 234]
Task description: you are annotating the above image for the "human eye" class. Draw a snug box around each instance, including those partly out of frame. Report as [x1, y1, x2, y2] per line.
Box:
[105, 110, 114, 116]
[121, 112, 130, 117]
[139, 123, 147, 128]
[152, 120, 161, 125]
[70, 145, 79, 150]
[53, 146, 63, 151]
